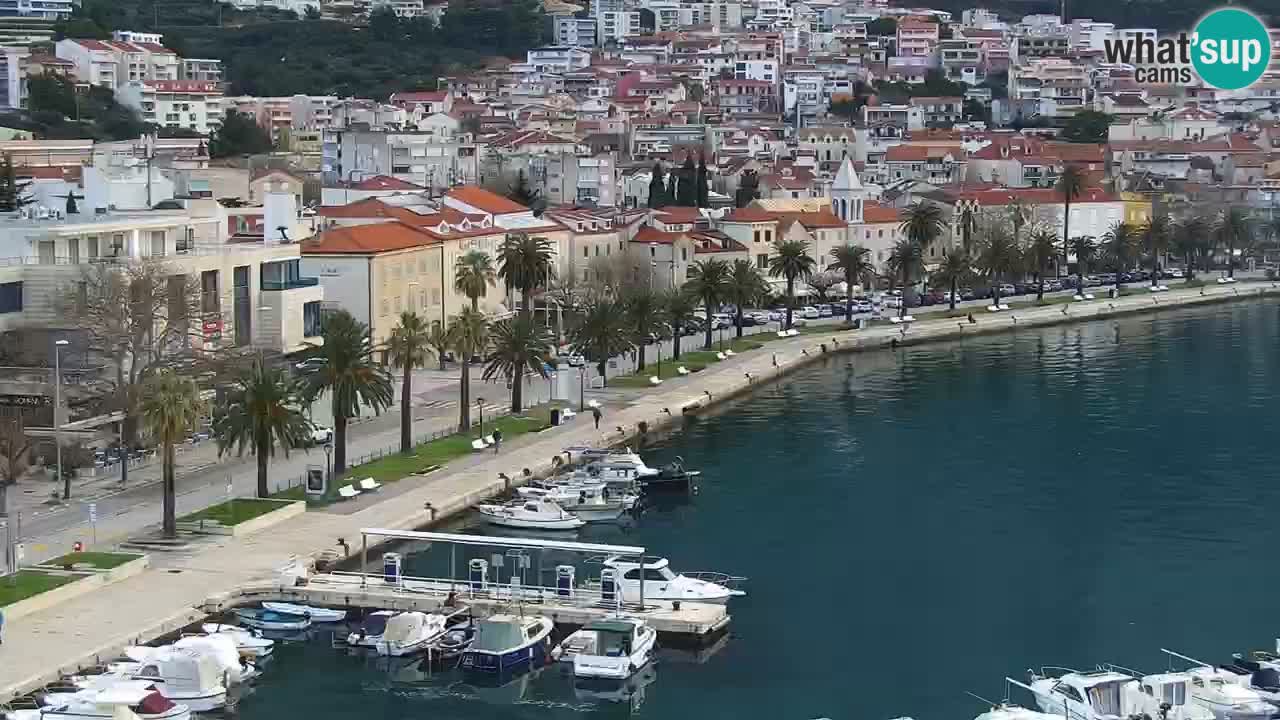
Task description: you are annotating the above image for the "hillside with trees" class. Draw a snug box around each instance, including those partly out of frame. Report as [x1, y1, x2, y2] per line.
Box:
[57, 0, 548, 99]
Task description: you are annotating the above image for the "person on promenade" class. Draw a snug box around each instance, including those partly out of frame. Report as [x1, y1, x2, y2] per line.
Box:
[492, 429, 502, 454]
[592, 406, 602, 429]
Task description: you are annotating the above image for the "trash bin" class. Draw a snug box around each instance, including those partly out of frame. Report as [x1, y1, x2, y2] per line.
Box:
[550, 408, 562, 426]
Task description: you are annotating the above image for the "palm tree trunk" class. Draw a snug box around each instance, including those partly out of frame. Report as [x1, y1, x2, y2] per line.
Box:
[1151, 254, 1159, 287]
[471, 296, 478, 312]
[735, 308, 743, 339]
[1036, 267, 1044, 302]
[399, 362, 412, 453]
[511, 371, 523, 413]
[844, 273, 854, 324]
[162, 442, 176, 539]
[704, 297, 714, 349]
[1228, 239, 1235, 278]
[949, 276, 957, 311]
[637, 343, 646, 370]
[1062, 199, 1071, 277]
[784, 278, 795, 330]
[458, 362, 471, 433]
[333, 413, 348, 474]
[256, 441, 269, 498]
[899, 271, 908, 319]
[598, 362, 607, 387]
[673, 325, 682, 359]
[992, 283, 1001, 309]
[1185, 253, 1195, 281]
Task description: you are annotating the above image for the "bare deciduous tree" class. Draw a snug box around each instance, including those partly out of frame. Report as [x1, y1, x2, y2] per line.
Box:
[0, 414, 32, 518]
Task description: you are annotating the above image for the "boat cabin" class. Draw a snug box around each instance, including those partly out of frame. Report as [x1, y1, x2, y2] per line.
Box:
[1138, 672, 1190, 707]
[1047, 671, 1136, 720]
[471, 615, 547, 654]
[579, 620, 643, 657]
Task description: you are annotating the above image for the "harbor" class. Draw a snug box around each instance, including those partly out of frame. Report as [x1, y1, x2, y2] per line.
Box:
[3, 289, 1280, 720]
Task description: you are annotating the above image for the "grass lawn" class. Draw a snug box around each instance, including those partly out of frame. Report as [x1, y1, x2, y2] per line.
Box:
[179, 498, 292, 526]
[277, 404, 567, 502]
[0, 570, 77, 607]
[609, 339, 767, 388]
[43, 552, 141, 570]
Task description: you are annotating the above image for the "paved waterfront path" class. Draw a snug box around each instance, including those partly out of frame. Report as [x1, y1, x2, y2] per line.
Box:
[2, 281, 1276, 701]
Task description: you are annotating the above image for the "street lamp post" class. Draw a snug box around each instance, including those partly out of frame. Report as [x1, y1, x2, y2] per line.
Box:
[323, 442, 333, 487]
[54, 339, 68, 500]
[578, 365, 586, 411]
[476, 398, 485, 438]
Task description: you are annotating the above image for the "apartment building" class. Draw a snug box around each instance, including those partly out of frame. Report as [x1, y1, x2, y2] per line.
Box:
[55, 38, 179, 90]
[910, 96, 964, 127]
[896, 18, 940, 61]
[0, 45, 26, 109]
[1008, 57, 1089, 118]
[0, 0, 73, 19]
[117, 80, 224, 135]
[323, 129, 480, 195]
[939, 38, 984, 85]
[714, 78, 777, 116]
[181, 58, 223, 83]
[553, 15, 598, 47]
[680, 0, 742, 29]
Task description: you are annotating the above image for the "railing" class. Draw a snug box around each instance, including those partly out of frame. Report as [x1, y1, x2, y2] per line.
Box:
[318, 569, 648, 613]
[261, 277, 320, 291]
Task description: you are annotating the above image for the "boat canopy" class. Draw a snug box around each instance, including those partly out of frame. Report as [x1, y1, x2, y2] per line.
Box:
[360, 612, 395, 636]
[470, 619, 527, 653]
[384, 613, 428, 645]
[585, 619, 637, 634]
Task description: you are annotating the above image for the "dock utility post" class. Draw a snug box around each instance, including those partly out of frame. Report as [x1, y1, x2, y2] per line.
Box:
[600, 568, 620, 609]
[556, 565, 575, 598]
[468, 558, 489, 595]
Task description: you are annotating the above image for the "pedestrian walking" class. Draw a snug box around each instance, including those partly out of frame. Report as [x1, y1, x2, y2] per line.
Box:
[591, 406, 602, 430]
[492, 428, 502, 454]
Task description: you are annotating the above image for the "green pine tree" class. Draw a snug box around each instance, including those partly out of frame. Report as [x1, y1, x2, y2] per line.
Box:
[0, 156, 32, 213]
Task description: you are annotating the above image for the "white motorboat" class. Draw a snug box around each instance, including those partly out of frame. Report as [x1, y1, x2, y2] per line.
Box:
[1159, 650, 1276, 720]
[232, 608, 311, 631]
[460, 614, 554, 674]
[22, 682, 190, 720]
[199, 624, 274, 659]
[477, 497, 585, 530]
[168, 635, 258, 684]
[346, 610, 399, 649]
[374, 612, 450, 657]
[600, 556, 746, 604]
[551, 617, 657, 681]
[1220, 644, 1280, 703]
[517, 484, 636, 522]
[973, 703, 1065, 720]
[1018, 666, 1219, 720]
[261, 602, 346, 623]
[74, 650, 228, 712]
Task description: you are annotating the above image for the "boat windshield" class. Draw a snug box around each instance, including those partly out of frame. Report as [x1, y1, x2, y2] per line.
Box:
[362, 614, 392, 635]
[1087, 682, 1123, 716]
[471, 621, 526, 652]
[595, 630, 631, 657]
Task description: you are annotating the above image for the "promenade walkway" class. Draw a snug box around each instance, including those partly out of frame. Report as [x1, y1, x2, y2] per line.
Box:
[2, 281, 1275, 701]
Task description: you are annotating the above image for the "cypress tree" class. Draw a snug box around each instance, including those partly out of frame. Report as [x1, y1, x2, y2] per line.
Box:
[647, 162, 666, 209]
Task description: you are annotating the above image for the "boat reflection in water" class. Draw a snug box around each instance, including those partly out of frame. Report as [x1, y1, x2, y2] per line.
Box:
[573, 663, 658, 711]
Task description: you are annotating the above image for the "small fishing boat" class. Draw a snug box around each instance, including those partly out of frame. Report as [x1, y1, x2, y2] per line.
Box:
[1221, 644, 1280, 703]
[261, 602, 346, 623]
[600, 556, 746, 604]
[346, 610, 399, 649]
[199, 624, 274, 659]
[476, 497, 585, 530]
[75, 650, 228, 712]
[552, 617, 657, 682]
[21, 682, 191, 720]
[233, 608, 311, 632]
[1016, 665, 1221, 720]
[374, 612, 450, 658]
[1159, 650, 1275, 720]
[429, 619, 476, 664]
[517, 484, 636, 522]
[168, 635, 259, 684]
[460, 614, 554, 674]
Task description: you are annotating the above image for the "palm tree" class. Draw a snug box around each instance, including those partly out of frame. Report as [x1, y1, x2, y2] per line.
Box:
[664, 289, 699, 360]
[386, 311, 432, 453]
[684, 258, 731, 348]
[138, 371, 203, 538]
[1101, 221, 1139, 293]
[624, 289, 666, 370]
[767, 239, 816, 331]
[977, 226, 1020, 308]
[454, 249, 497, 311]
[449, 307, 489, 432]
[886, 238, 923, 318]
[498, 233, 555, 321]
[1172, 216, 1209, 282]
[483, 315, 551, 413]
[726, 259, 769, 338]
[212, 356, 310, 498]
[298, 310, 393, 474]
[899, 202, 947, 308]
[569, 299, 632, 385]
[829, 244, 875, 323]
[933, 249, 972, 311]
[1027, 229, 1059, 301]
[1215, 207, 1252, 279]
[1057, 164, 1086, 274]
[426, 321, 451, 371]
[1140, 214, 1173, 287]
[1069, 235, 1098, 293]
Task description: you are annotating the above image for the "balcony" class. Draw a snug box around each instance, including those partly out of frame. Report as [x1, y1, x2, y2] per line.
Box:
[261, 276, 319, 291]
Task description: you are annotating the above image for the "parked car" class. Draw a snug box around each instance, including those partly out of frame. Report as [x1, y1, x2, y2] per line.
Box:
[565, 353, 586, 367]
[294, 357, 325, 373]
[711, 313, 733, 330]
[998, 283, 1016, 296]
[800, 306, 820, 319]
[817, 304, 834, 317]
[1165, 268, 1185, 279]
[767, 310, 784, 322]
[310, 426, 333, 446]
[882, 296, 902, 309]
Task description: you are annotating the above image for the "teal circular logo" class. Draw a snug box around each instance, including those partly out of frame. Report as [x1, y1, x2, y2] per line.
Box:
[1192, 8, 1272, 90]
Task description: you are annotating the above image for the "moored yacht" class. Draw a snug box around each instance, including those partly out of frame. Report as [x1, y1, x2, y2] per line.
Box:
[346, 610, 399, 649]
[477, 497, 585, 530]
[261, 602, 346, 623]
[459, 614, 554, 674]
[600, 556, 746, 604]
[517, 484, 636, 522]
[17, 682, 190, 720]
[551, 617, 657, 682]
[1159, 650, 1276, 720]
[199, 624, 274, 659]
[73, 650, 228, 712]
[374, 612, 450, 658]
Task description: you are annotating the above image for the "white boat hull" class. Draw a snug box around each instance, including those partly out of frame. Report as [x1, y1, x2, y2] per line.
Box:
[262, 602, 346, 622]
[477, 506, 584, 530]
[200, 624, 274, 658]
[159, 690, 226, 714]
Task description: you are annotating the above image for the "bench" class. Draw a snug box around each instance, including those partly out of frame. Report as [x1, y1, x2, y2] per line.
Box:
[561, 408, 577, 420]
[648, 376, 662, 385]
[337, 485, 361, 500]
[677, 366, 690, 376]
[358, 478, 382, 492]
[586, 399, 601, 409]
[715, 351, 727, 360]
[724, 349, 736, 357]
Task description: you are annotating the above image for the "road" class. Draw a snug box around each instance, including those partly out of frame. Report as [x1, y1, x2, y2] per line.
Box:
[0, 273, 1229, 568]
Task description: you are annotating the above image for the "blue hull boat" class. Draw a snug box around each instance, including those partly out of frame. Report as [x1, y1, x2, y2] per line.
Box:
[460, 614, 553, 674]
[233, 608, 312, 631]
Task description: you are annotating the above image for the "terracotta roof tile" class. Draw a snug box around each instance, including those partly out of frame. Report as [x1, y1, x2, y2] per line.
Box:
[445, 185, 528, 215]
[304, 222, 440, 255]
[349, 175, 426, 191]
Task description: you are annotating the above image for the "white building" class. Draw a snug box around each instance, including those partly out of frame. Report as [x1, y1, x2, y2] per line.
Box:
[55, 37, 179, 91]
[0, 46, 27, 109]
[227, 0, 320, 14]
[1008, 57, 1089, 118]
[0, 0, 73, 19]
[181, 58, 223, 83]
[117, 80, 224, 135]
[553, 15, 598, 48]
